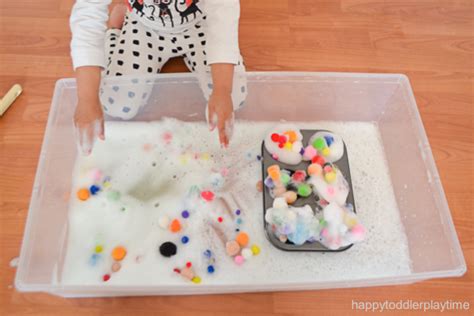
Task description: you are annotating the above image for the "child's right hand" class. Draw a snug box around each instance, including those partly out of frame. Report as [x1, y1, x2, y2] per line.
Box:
[74, 97, 104, 155]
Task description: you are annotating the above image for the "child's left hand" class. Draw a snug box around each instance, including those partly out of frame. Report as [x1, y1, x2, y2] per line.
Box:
[208, 91, 234, 147]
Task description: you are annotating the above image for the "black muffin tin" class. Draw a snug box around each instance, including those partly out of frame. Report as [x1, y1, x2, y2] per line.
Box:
[261, 129, 356, 252]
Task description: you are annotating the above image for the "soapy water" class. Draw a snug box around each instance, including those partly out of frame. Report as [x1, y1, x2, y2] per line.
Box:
[61, 119, 411, 286]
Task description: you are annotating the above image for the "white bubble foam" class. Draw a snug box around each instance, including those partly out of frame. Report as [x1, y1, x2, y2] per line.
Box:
[61, 119, 411, 287]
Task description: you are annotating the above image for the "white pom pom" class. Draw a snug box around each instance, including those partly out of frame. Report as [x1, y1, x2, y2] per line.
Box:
[273, 197, 288, 209]
[242, 248, 253, 260]
[158, 216, 170, 229]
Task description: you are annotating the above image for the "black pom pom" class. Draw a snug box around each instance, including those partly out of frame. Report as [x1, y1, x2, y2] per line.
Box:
[159, 242, 177, 257]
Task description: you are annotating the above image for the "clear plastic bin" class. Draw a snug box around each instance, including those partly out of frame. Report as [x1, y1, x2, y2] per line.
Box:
[15, 72, 466, 297]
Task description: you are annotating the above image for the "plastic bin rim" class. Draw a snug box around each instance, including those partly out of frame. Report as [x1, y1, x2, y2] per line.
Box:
[52, 71, 411, 86]
[15, 265, 466, 294]
[14, 71, 466, 295]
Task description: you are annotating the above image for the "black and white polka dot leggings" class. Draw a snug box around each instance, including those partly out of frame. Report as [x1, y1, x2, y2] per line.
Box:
[100, 13, 247, 120]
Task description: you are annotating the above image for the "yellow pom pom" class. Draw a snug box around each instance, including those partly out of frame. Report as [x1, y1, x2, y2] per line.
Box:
[284, 142, 293, 150]
[179, 154, 190, 165]
[344, 216, 358, 228]
[191, 276, 201, 284]
[324, 171, 336, 183]
[251, 244, 261, 255]
[322, 147, 331, 157]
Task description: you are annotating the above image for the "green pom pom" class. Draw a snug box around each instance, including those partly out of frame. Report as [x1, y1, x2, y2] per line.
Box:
[297, 184, 312, 197]
[312, 137, 326, 150]
[280, 173, 291, 186]
[107, 190, 121, 201]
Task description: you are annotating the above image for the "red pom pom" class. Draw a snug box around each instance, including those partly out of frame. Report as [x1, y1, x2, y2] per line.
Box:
[292, 170, 307, 182]
[312, 155, 325, 166]
[278, 143, 284, 148]
[271, 133, 280, 142]
[103, 274, 111, 282]
[186, 262, 192, 268]
[279, 135, 287, 143]
[201, 191, 215, 202]
[217, 217, 223, 223]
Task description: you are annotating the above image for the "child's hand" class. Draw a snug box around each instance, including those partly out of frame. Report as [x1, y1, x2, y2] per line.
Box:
[208, 91, 234, 147]
[74, 97, 104, 155]
[208, 63, 236, 148]
[74, 66, 103, 155]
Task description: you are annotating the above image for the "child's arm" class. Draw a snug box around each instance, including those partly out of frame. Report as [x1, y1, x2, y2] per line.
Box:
[70, 0, 111, 154]
[208, 63, 234, 147]
[205, 0, 241, 147]
[74, 66, 104, 155]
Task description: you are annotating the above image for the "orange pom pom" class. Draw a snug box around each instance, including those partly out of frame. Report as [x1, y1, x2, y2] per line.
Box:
[170, 219, 182, 233]
[308, 163, 322, 176]
[267, 165, 281, 182]
[236, 232, 249, 247]
[284, 130, 297, 142]
[77, 188, 90, 201]
[112, 246, 127, 261]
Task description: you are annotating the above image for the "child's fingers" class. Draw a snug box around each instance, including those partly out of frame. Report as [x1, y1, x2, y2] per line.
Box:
[208, 106, 217, 131]
[74, 125, 81, 154]
[217, 116, 228, 147]
[94, 118, 105, 141]
[82, 124, 94, 156]
[98, 118, 105, 140]
[75, 125, 90, 156]
[224, 114, 234, 143]
[74, 122, 96, 156]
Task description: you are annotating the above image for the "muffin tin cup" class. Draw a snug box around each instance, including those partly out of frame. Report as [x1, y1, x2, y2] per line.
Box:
[261, 129, 356, 252]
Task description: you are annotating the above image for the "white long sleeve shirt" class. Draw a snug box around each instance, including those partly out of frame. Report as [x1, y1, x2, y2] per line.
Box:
[70, 0, 240, 70]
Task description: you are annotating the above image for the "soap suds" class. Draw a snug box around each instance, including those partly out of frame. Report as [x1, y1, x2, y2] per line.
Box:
[61, 119, 411, 286]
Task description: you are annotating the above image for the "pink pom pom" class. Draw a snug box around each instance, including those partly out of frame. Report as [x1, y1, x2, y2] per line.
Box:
[234, 255, 245, 266]
[221, 167, 229, 177]
[351, 224, 366, 239]
[321, 228, 329, 238]
[323, 165, 333, 173]
[162, 131, 173, 144]
[303, 145, 317, 160]
[90, 169, 103, 182]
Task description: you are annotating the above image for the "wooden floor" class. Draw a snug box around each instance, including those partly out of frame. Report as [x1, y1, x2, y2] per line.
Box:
[1, 0, 473, 315]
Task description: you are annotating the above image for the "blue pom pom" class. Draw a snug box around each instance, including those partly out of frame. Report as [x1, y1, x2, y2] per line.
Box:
[203, 249, 212, 258]
[207, 265, 215, 273]
[89, 253, 100, 266]
[181, 236, 189, 244]
[90, 185, 100, 195]
[324, 135, 334, 146]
